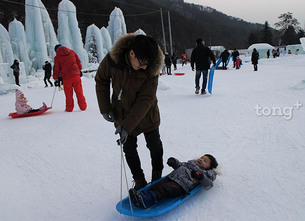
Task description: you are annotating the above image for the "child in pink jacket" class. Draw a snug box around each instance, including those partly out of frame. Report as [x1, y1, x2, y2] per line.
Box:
[15, 89, 46, 114]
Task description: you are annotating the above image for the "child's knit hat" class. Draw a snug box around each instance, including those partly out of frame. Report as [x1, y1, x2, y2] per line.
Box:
[15, 89, 23, 97]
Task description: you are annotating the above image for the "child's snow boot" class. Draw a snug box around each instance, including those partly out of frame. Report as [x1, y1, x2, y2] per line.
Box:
[129, 188, 141, 208]
[136, 190, 158, 208]
[40, 102, 47, 110]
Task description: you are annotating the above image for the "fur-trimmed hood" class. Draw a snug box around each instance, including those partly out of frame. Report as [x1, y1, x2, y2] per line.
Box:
[109, 33, 164, 77]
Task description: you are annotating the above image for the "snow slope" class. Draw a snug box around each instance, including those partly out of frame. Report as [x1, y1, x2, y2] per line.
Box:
[1, 54, 305, 221]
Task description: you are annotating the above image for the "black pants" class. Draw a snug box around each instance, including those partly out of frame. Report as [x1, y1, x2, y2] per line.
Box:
[233, 59, 236, 68]
[14, 72, 20, 86]
[44, 74, 53, 86]
[166, 66, 171, 74]
[253, 64, 258, 71]
[28, 108, 40, 113]
[173, 63, 177, 69]
[222, 61, 227, 69]
[123, 128, 164, 180]
[150, 177, 185, 201]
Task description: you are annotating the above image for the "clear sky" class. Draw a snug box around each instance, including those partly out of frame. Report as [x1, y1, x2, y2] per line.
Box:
[184, 0, 305, 29]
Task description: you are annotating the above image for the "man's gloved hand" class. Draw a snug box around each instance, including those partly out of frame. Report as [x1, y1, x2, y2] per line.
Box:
[191, 170, 203, 180]
[54, 80, 59, 87]
[102, 111, 114, 122]
[167, 157, 176, 167]
[115, 126, 128, 144]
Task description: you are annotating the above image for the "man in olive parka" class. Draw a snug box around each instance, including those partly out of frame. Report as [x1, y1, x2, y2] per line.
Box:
[95, 34, 165, 190]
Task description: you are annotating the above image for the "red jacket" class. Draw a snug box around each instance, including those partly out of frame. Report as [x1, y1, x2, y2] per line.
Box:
[53, 46, 82, 80]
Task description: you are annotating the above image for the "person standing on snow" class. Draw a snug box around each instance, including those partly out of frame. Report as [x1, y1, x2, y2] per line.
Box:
[42, 61, 53, 87]
[95, 34, 165, 190]
[220, 49, 230, 69]
[53, 44, 87, 112]
[191, 39, 216, 94]
[10, 59, 20, 86]
[231, 48, 239, 68]
[251, 48, 259, 71]
[171, 53, 177, 70]
[181, 53, 187, 66]
[164, 53, 172, 75]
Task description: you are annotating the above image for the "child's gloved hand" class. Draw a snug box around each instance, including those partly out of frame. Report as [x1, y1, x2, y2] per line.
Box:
[54, 80, 59, 87]
[191, 170, 203, 180]
[167, 157, 176, 167]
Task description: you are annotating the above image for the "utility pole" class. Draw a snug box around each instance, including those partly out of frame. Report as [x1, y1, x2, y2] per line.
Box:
[160, 8, 167, 54]
[168, 10, 173, 56]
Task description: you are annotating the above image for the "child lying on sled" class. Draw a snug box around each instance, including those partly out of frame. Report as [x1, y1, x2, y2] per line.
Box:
[15, 89, 47, 114]
[129, 154, 218, 208]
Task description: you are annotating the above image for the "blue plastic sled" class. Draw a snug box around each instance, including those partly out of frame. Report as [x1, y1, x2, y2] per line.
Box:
[116, 177, 201, 217]
[208, 58, 222, 94]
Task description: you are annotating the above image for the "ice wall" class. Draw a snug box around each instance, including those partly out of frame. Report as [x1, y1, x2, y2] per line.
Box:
[37, 0, 58, 60]
[300, 37, 305, 51]
[107, 7, 127, 44]
[58, 0, 88, 68]
[25, 0, 49, 70]
[0, 24, 14, 83]
[101, 27, 112, 55]
[85, 24, 105, 63]
[9, 19, 32, 75]
[135, 29, 146, 35]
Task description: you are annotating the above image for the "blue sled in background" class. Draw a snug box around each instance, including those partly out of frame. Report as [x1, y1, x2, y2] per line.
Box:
[208, 57, 222, 94]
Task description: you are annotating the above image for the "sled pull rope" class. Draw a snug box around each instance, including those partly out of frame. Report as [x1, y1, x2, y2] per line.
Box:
[119, 140, 133, 214]
[50, 86, 56, 107]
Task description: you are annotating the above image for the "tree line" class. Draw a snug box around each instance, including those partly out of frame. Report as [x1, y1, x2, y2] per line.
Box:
[248, 12, 305, 46]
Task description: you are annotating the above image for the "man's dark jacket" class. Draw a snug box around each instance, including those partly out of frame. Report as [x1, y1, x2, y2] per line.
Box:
[191, 44, 216, 70]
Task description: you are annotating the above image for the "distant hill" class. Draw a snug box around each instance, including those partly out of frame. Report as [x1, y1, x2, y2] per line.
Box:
[0, 0, 266, 55]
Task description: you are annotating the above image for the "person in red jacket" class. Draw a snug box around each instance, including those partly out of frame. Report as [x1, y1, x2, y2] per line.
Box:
[53, 44, 87, 112]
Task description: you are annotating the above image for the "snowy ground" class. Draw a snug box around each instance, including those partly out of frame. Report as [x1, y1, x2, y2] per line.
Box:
[1, 54, 305, 221]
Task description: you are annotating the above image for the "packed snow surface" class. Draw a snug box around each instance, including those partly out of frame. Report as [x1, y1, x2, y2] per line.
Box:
[1, 54, 305, 220]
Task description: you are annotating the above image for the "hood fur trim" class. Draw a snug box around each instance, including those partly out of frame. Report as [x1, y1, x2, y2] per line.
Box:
[109, 33, 164, 77]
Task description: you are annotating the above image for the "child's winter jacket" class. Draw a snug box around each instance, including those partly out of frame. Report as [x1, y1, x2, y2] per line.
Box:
[167, 158, 217, 193]
[15, 96, 32, 114]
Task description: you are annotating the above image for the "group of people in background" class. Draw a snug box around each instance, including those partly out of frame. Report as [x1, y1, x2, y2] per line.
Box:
[163, 53, 178, 75]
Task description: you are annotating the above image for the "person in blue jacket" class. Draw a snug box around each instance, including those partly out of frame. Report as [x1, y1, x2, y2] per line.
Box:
[129, 154, 218, 208]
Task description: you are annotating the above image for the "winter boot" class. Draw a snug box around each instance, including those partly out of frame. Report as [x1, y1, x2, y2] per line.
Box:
[195, 87, 200, 94]
[134, 177, 148, 190]
[151, 170, 162, 182]
[39, 102, 47, 111]
[129, 188, 141, 208]
[136, 190, 158, 208]
[201, 89, 206, 94]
